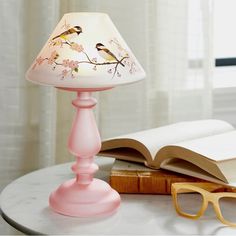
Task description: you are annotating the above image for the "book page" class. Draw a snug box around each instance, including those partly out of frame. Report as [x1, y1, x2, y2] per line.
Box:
[112, 159, 156, 171]
[161, 158, 236, 187]
[161, 159, 226, 184]
[112, 119, 234, 160]
[174, 130, 236, 161]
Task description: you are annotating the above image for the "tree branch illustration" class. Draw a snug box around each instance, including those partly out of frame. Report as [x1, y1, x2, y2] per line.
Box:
[35, 38, 130, 78]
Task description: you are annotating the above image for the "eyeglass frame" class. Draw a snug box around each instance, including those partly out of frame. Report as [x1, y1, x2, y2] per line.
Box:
[171, 182, 236, 227]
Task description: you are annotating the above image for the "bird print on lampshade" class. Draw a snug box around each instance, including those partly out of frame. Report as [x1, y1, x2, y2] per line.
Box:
[96, 43, 125, 67]
[52, 26, 83, 41]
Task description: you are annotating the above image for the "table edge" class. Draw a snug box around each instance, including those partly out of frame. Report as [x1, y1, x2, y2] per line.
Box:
[1, 207, 45, 235]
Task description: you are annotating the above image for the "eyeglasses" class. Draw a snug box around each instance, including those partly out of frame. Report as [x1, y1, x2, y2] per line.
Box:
[171, 182, 236, 227]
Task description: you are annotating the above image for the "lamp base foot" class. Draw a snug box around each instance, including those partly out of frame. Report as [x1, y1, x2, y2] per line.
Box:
[49, 178, 121, 217]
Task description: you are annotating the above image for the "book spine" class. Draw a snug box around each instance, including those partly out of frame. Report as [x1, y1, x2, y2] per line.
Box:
[110, 170, 203, 194]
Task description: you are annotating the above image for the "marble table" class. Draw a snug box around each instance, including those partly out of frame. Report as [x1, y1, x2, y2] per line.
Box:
[1, 157, 236, 235]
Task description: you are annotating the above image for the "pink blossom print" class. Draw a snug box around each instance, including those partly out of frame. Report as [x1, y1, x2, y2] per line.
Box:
[48, 51, 59, 65]
[70, 43, 84, 53]
[62, 59, 70, 67]
[69, 60, 79, 69]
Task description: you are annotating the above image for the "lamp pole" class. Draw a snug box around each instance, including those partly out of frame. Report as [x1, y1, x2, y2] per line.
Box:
[49, 89, 121, 217]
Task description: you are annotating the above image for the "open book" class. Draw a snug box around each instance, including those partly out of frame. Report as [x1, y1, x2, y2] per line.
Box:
[98, 119, 236, 186]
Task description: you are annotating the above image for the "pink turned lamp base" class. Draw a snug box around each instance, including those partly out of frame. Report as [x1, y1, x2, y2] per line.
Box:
[49, 90, 121, 217]
[49, 178, 120, 217]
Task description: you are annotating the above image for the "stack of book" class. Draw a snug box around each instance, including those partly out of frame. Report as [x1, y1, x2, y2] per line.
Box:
[109, 160, 203, 194]
[98, 119, 236, 194]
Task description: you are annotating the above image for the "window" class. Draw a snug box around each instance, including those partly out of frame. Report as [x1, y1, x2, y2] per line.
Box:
[214, 0, 236, 66]
[214, 0, 236, 88]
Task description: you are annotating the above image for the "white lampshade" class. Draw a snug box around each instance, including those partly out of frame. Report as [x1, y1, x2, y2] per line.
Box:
[26, 12, 145, 89]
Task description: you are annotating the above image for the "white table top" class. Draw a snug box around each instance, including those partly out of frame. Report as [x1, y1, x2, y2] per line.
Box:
[1, 157, 236, 235]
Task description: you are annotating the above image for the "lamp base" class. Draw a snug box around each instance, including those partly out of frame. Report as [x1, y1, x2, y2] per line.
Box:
[49, 178, 121, 217]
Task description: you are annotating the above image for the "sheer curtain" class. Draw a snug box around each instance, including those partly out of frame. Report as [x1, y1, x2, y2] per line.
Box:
[0, 0, 213, 234]
[0, 0, 59, 234]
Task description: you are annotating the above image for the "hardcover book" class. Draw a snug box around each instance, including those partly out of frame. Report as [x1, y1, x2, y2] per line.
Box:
[110, 160, 204, 194]
[98, 119, 236, 186]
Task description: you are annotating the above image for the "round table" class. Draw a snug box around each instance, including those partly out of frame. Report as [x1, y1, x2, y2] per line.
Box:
[1, 157, 236, 235]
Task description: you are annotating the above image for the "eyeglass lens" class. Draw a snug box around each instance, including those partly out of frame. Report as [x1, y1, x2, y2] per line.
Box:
[176, 191, 203, 215]
[219, 197, 236, 223]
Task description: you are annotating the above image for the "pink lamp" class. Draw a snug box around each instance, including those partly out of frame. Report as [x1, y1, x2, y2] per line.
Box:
[26, 12, 145, 217]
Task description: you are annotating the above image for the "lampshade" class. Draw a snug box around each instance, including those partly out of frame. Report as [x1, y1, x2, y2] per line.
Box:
[26, 12, 145, 89]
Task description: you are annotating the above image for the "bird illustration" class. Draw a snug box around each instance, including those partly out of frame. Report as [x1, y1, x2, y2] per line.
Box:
[52, 26, 82, 41]
[95, 43, 125, 67]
